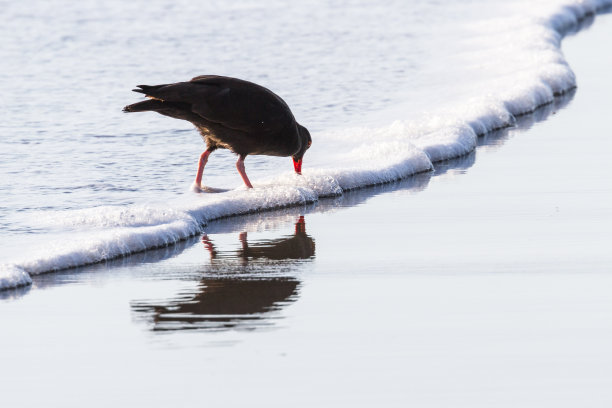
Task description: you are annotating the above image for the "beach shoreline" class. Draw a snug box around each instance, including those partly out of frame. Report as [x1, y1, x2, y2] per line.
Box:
[1, 4, 610, 291]
[1, 7, 612, 408]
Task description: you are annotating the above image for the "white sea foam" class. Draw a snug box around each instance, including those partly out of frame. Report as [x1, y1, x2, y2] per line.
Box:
[1, 0, 611, 290]
[0, 265, 32, 290]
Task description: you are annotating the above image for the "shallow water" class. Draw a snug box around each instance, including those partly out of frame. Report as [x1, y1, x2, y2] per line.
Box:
[2, 0, 611, 289]
[2, 13, 612, 406]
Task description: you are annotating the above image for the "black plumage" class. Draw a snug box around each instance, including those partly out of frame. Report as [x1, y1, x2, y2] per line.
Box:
[123, 75, 311, 189]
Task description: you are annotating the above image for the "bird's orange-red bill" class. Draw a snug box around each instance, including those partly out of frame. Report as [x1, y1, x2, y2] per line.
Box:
[293, 158, 302, 174]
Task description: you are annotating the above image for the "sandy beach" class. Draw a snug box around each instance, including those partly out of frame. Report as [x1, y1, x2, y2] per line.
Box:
[1, 10, 612, 408]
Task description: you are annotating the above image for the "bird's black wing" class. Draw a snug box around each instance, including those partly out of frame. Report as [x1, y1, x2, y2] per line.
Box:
[133, 76, 295, 134]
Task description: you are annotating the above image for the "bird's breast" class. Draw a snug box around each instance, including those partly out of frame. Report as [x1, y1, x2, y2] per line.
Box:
[196, 122, 301, 158]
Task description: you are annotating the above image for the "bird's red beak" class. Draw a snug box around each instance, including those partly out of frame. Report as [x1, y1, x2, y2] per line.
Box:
[293, 157, 302, 175]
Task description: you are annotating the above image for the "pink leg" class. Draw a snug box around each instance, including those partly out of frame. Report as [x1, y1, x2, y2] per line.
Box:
[236, 155, 253, 188]
[201, 234, 217, 260]
[193, 149, 212, 189]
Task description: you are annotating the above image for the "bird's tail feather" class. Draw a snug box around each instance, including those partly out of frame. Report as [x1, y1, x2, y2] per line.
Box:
[123, 99, 165, 113]
[132, 84, 165, 94]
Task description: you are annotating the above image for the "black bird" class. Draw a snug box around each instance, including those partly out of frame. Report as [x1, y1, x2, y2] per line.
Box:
[123, 75, 312, 190]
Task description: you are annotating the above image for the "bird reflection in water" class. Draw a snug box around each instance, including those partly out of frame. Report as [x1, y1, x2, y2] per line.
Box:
[202, 215, 315, 264]
[132, 216, 314, 332]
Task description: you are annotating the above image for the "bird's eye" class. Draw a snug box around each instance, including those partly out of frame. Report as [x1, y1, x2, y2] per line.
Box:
[307, 140, 312, 147]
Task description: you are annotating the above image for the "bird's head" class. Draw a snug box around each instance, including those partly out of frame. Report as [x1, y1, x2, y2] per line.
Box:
[292, 124, 312, 175]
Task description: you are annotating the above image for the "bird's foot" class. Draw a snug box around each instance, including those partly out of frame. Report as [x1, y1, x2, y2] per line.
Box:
[190, 182, 203, 193]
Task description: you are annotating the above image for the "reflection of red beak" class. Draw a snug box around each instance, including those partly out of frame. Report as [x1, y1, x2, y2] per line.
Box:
[295, 216, 306, 234]
[293, 158, 302, 174]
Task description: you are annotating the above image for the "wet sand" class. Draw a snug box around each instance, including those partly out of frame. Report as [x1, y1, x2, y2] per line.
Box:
[2, 14, 612, 408]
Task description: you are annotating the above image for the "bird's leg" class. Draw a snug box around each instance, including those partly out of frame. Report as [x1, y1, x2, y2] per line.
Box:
[239, 231, 248, 250]
[201, 234, 217, 260]
[236, 155, 253, 189]
[239, 231, 249, 265]
[192, 149, 212, 192]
